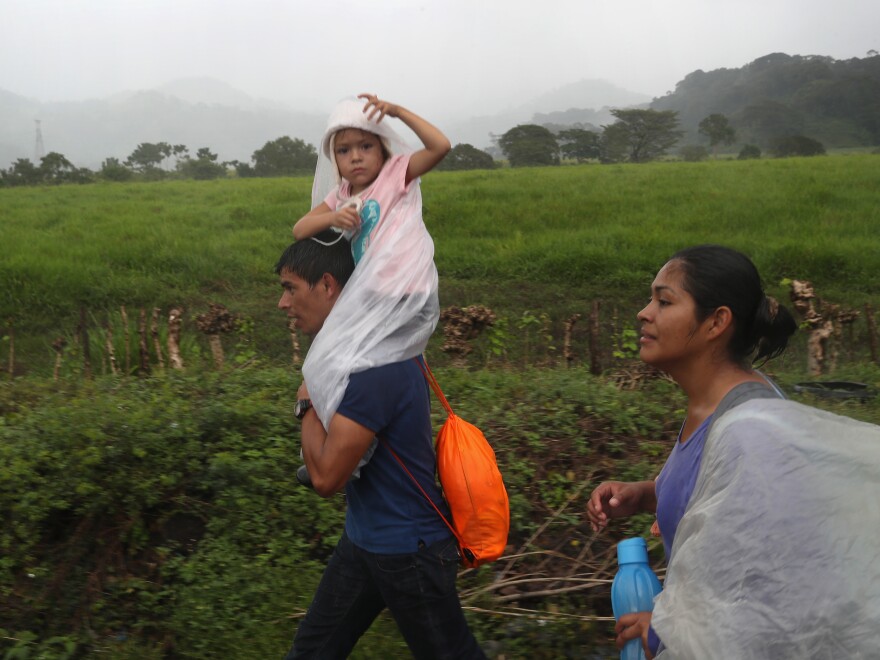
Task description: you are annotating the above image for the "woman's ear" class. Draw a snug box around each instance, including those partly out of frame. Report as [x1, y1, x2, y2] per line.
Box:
[706, 305, 734, 339]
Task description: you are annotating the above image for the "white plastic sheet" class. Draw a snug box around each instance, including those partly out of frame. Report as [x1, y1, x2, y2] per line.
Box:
[302, 98, 439, 428]
[653, 398, 880, 659]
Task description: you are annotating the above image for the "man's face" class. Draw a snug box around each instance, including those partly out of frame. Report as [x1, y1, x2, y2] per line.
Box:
[277, 268, 335, 338]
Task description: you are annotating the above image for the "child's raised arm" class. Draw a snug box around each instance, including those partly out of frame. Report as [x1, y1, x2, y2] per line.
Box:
[359, 93, 451, 185]
[293, 202, 360, 240]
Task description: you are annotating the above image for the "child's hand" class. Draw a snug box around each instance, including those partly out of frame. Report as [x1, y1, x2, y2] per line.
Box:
[359, 93, 400, 123]
[332, 205, 361, 231]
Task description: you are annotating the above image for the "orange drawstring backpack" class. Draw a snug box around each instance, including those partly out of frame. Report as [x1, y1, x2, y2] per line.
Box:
[383, 359, 510, 568]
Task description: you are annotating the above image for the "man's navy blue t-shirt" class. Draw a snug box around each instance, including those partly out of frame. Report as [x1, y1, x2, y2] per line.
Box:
[337, 358, 452, 554]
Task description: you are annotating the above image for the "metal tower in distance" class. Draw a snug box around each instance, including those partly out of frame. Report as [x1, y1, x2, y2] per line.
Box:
[34, 120, 45, 163]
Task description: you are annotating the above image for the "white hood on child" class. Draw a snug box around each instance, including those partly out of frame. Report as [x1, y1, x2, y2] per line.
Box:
[303, 97, 439, 430]
[311, 97, 413, 209]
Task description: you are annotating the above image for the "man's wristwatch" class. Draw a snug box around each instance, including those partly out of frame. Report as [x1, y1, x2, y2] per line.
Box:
[294, 398, 312, 420]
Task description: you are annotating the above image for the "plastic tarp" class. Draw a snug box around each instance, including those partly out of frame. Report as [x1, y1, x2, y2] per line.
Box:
[303, 98, 439, 429]
[653, 398, 880, 659]
[301, 176, 438, 428]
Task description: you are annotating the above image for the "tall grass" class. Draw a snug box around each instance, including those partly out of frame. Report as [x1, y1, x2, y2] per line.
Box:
[1, 178, 311, 328]
[425, 156, 880, 299]
[2, 155, 879, 368]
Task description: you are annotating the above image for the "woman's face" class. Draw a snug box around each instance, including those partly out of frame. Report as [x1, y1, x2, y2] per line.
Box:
[637, 261, 704, 371]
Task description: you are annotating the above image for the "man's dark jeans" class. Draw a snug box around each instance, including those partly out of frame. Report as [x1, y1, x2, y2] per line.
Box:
[285, 532, 486, 659]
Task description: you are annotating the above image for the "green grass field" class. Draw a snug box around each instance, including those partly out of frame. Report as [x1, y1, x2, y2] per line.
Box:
[2, 154, 879, 375]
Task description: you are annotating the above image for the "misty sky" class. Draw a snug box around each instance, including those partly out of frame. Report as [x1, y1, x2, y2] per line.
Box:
[2, 0, 878, 119]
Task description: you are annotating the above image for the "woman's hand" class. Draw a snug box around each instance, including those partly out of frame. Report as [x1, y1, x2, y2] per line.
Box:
[586, 480, 655, 532]
[359, 94, 400, 122]
[615, 611, 654, 659]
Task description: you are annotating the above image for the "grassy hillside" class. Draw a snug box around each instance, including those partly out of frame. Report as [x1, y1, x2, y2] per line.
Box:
[2, 155, 879, 376]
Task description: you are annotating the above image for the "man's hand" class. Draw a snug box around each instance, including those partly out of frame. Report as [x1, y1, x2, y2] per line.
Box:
[297, 382, 310, 400]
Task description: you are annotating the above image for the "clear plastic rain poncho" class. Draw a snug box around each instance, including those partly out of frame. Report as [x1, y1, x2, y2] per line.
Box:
[652, 398, 880, 659]
[302, 98, 439, 429]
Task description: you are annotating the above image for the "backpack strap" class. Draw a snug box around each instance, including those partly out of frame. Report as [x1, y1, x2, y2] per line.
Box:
[380, 437, 462, 545]
[415, 357, 454, 417]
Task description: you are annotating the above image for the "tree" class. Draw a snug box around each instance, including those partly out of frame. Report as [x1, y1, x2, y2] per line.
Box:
[251, 137, 317, 177]
[600, 109, 683, 163]
[125, 142, 172, 177]
[39, 152, 77, 184]
[100, 157, 134, 182]
[233, 161, 256, 178]
[1, 158, 41, 186]
[769, 135, 826, 157]
[172, 144, 189, 165]
[739, 101, 804, 145]
[497, 125, 560, 167]
[557, 128, 601, 163]
[737, 144, 762, 160]
[435, 144, 496, 171]
[698, 114, 736, 156]
[177, 147, 227, 180]
[679, 145, 709, 162]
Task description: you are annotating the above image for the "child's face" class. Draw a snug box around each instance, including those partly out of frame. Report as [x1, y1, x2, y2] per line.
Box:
[334, 128, 386, 194]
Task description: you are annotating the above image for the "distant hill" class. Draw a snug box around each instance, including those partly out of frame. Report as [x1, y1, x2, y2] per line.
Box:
[153, 77, 289, 112]
[14, 54, 880, 171]
[445, 79, 650, 150]
[0, 77, 652, 169]
[651, 52, 880, 148]
[0, 83, 327, 170]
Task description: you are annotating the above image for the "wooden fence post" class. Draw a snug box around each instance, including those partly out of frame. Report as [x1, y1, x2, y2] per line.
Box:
[151, 307, 165, 369]
[52, 337, 66, 381]
[866, 303, 879, 365]
[138, 308, 150, 376]
[121, 305, 131, 374]
[168, 307, 185, 370]
[6, 321, 13, 380]
[288, 318, 301, 366]
[589, 301, 601, 376]
[104, 319, 118, 375]
[79, 307, 92, 379]
[563, 314, 581, 368]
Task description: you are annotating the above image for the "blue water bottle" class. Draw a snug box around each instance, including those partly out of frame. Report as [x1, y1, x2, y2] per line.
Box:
[611, 537, 662, 660]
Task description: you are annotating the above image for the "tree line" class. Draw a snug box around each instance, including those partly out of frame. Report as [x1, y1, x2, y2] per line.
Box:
[494, 108, 830, 167]
[0, 136, 318, 187]
[2, 107, 836, 188]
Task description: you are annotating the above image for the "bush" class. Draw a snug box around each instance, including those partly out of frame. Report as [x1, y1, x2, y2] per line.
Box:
[770, 135, 826, 157]
[100, 158, 135, 182]
[738, 144, 762, 160]
[679, 145, 709, 162]
[0, 370, 344, 656]
[3, 359, 880, 656]
[436, 144, 497, 171]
